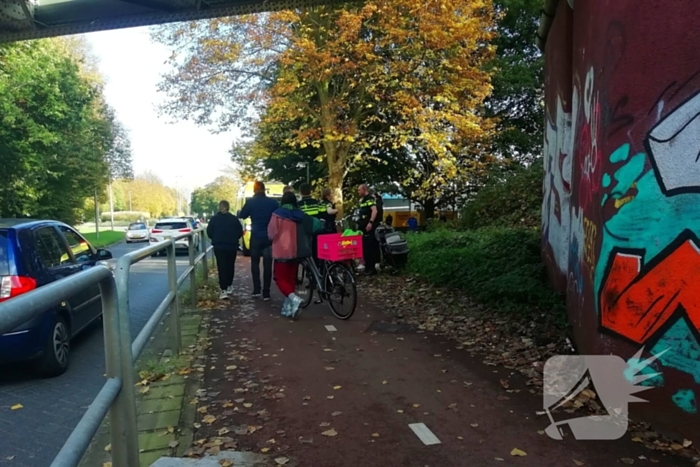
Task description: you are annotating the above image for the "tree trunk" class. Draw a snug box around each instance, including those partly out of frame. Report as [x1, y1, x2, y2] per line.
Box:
[423, 198, 436, 220]
[328, 159, 344, 218]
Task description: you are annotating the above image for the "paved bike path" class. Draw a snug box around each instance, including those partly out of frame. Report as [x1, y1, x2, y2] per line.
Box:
[190, 260, 689, 467]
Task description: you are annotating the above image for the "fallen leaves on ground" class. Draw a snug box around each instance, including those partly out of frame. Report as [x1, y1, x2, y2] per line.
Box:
[10, 404, 22, 410]
[360, 275, 700, 462]
[510, 448, 527, 457]
[202, 414, 217, 425]
[321, 429, 338, 437]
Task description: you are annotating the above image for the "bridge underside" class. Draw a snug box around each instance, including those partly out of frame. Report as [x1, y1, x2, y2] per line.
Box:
[0, 0, 334, 43]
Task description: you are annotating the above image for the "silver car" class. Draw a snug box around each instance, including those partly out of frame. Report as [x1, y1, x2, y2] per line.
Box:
[125, 222, 149, 243]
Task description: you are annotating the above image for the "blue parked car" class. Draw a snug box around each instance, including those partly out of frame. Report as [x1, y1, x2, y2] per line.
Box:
[0, 220, 113, 377]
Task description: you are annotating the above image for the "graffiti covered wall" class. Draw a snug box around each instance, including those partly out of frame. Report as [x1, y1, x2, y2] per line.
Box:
[543, 0, 700, 435]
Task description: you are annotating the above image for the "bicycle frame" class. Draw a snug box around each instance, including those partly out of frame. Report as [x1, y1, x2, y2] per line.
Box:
[303, 257, 326, 293]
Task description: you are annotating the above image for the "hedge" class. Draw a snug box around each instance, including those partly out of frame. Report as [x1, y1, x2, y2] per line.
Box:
[406, 227, 564, 315]
[100, 211, 151, 223]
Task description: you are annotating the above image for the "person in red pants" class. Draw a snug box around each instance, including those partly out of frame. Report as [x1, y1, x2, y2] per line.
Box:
[267, 192, 323, 319]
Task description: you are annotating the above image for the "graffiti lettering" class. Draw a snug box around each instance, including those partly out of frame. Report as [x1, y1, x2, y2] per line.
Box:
[600, 230, 700, 345]
[577, 68, 602, 212]
[613, 195, 635, 209]
[542, 97, 573, 274]
[582, 218, 597, 281]
[645, 91, 700, 196]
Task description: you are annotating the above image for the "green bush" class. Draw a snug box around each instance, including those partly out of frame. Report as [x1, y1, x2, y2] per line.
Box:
[406, 227, 564, 315]
[460, 161, 543, 230]
[100, 211, 151, 223]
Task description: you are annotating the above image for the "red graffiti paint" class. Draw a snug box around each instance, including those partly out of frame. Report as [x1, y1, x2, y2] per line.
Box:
[600, 236, 700, 344]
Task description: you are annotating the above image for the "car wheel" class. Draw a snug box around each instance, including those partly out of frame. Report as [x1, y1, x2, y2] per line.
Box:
[36, 315, 70, 377]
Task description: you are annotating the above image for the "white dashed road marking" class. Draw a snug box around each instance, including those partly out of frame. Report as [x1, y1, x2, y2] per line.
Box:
[408, 423, 441, 445]
[325, 325, 337, 332]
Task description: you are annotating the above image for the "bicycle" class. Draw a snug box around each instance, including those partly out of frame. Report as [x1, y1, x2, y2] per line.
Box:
[295, 256, 357, 320]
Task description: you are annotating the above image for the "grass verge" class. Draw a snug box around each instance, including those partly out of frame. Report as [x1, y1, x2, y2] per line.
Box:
[82, 230, 125, 248]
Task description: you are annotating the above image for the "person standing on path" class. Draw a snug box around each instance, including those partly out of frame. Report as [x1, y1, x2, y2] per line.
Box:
[297, 183, 323, 264]
[206, 200, 243, 300]
[358, 184, 379, 275]
[268, 192, 323, 319]
[319, 187, 339, 233]
[239, 181, 279, 300]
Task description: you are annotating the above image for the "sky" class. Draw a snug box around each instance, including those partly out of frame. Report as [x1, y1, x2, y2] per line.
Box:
[84, 27, 240, 193]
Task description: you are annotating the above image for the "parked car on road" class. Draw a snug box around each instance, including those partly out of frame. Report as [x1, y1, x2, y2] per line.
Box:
[149, 218, 200, 256]
[125, 222, 149, 243]
[0, 219, 113, 377]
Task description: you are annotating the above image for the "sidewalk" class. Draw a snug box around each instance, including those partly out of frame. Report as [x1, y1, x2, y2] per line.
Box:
[160, 259, 695, 467]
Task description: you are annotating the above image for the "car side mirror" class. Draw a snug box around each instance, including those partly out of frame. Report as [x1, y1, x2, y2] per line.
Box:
[97, 249, 113, 260]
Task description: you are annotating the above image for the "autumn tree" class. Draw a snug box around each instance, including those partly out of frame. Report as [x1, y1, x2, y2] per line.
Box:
[190, 176, 240, 216]
[154, 0, 496, 214]
[109, 173, 178, 218]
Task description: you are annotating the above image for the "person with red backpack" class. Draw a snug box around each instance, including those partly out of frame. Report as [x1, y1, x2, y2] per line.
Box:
[268, 191, 323, 319]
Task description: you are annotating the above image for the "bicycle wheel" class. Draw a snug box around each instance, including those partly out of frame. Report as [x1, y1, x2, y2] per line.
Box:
[295, 262, 314, 309]
[324, 262, 357, 320]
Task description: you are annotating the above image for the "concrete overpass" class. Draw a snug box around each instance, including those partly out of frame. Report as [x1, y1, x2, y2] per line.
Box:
[0, 0, 334, 43]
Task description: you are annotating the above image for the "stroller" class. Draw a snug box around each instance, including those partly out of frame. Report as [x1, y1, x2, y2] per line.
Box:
[374, 224, 409, 271]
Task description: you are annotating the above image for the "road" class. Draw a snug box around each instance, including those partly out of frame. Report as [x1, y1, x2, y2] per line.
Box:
[0, 241, 193, 467]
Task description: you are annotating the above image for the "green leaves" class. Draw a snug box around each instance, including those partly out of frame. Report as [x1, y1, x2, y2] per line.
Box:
[191, 177, 240, 217]
[0, 38, 132, 224]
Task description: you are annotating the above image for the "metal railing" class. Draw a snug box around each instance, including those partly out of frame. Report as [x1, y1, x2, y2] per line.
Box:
[0, 228, 213, 467]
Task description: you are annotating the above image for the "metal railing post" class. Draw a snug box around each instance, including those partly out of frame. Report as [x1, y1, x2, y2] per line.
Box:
[167, 240, 181, 355]
[201, 230, 208, 280]
[113, 260, 142, 467]
[188, 234, 196, 309]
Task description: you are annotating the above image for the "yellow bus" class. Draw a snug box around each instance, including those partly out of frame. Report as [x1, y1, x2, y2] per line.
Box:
[233, 181, 286, 256]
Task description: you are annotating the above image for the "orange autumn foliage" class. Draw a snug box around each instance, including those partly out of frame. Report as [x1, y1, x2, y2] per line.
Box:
[154, 0, 497, 212]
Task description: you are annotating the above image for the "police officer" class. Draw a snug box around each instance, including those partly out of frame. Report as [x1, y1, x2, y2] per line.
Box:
[357, 183, 379, 275]
[298, 183, 321, 218]
[319, 187, 338, 233]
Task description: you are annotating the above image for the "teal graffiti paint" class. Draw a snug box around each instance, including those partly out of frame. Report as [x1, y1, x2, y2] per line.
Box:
[672, 389, 698, 414]
[625, 356, 664, 387]
[650, 318, 700, 384]
[596, 145, 700, 305]
[597, 144, 700, 411]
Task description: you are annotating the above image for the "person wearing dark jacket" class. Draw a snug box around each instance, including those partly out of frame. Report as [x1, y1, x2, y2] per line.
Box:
[206, 200, 243, 299]
[239, 181, 279, 299]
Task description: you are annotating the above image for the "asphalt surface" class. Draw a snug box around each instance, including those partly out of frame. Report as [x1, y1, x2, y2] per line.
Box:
[0, 241, 194, 467]
[191, 263, 691, 467]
